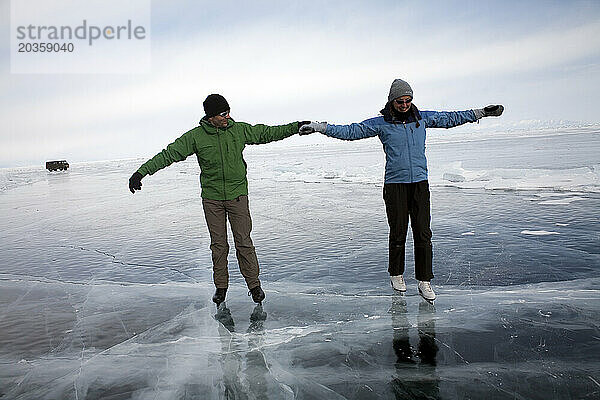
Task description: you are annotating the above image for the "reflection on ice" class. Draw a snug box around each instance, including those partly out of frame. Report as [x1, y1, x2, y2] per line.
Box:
[390, 295, 440, 398]
[1, 278, 598, 399]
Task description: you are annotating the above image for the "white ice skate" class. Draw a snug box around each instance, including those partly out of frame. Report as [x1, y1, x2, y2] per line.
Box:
[390, 275, 407, 292]
[418, 280, 436, 302]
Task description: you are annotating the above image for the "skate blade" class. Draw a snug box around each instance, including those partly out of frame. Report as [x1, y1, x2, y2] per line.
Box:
[418, 291, 435, 304]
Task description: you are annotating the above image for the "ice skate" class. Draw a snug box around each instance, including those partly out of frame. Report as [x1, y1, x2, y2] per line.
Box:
[390, 275, 407, 292]
[418, 281, 436, 303]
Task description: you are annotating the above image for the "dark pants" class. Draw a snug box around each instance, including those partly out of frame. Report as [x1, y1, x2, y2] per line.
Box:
[383, 181, 434, 281]
[202, 195, 260, 290]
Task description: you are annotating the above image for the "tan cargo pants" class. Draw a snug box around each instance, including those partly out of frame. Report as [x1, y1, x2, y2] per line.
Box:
[202, 195, 260, 290]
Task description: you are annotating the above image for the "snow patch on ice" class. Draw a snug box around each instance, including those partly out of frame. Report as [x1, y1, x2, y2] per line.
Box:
[538, 196, 585, 205]
[442, 172, 466, 182]
[533, 192, 588, 198]
[435, 162, 600, 193]
[0, 165, 45, 193]
[521, 230, 560, 236]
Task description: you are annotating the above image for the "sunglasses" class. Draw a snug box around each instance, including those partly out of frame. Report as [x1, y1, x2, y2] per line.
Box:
[217, 110, 230, 117]
[394, 98, 412, 105]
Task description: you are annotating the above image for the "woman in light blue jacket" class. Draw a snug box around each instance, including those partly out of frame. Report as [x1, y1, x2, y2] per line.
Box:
[300, 79, 503, 301]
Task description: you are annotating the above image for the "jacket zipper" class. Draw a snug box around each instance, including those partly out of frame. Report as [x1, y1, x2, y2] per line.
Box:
[216, 128, 227, 199]
[404, 122, 413, 182]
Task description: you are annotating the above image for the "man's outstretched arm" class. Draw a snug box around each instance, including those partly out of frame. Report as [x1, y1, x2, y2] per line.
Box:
[243, 121, 311, 144]
[129, 131, 196, 193]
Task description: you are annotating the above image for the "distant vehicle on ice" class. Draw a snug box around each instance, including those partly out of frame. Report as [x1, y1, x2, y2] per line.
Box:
[46, 160, 69, 171]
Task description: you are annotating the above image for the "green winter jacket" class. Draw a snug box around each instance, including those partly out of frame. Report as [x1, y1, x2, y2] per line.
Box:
[137, 118, 299, 200]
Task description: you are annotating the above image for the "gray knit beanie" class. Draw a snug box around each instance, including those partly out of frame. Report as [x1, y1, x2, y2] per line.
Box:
[388, 79, 413, 102]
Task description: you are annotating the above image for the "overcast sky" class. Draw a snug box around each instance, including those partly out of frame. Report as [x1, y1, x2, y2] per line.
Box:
[1, 0, 600, 167]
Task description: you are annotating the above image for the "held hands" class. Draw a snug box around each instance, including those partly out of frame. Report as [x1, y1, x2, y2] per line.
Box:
[298, 121, 311, 132]
[129, 172, 143, 194]
[299, 121, 328, 135]
[474, 105, 504, 119]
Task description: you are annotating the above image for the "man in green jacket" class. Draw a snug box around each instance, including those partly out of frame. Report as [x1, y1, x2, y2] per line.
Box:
[129, 94, 309, 307]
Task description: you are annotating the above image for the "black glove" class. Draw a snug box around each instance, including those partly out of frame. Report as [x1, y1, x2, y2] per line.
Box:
[129, 172, 143, 194]
[483, 105, 504, 117]
[298, 121, 311, 134]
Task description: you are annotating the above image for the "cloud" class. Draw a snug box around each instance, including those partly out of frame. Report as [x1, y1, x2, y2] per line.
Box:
[5, 17, 599, 122]
[408, 20, 600, 81]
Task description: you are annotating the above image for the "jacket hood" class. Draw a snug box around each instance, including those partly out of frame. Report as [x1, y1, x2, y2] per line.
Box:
[380, 103, 422, 126]
[199, 116, 235, 134]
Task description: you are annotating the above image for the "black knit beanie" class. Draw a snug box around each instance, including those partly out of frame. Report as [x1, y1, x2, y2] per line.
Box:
[203, 94, 230, 117]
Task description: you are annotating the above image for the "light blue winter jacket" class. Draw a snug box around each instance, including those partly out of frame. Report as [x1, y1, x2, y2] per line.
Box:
[325, 106, 478, 183]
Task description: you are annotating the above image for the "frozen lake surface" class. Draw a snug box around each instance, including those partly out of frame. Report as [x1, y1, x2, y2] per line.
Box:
[1, 128, 599, 399]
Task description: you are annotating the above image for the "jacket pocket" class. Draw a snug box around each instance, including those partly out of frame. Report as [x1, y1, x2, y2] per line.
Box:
[226, 137, 244, 155]
[196, 144, 216, 168]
